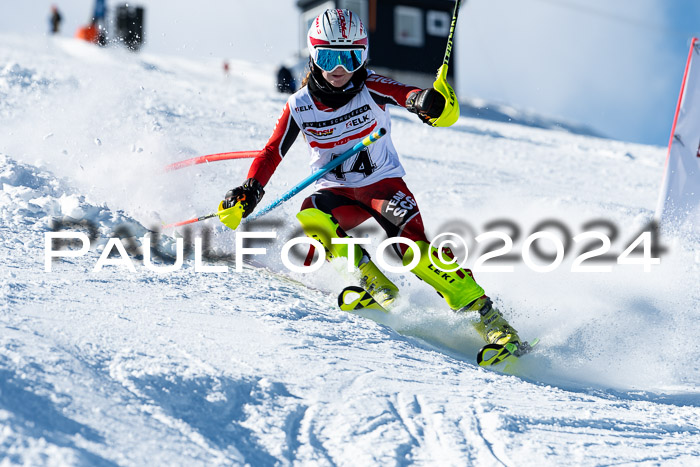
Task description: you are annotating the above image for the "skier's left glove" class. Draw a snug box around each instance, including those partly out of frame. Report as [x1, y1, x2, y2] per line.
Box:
[223, 178, 265, 218]
[406, 88, 446, 125]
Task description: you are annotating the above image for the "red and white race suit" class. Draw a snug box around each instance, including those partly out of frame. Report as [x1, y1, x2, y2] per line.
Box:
[247, 71, 430, 252]
[247, 71, 421, 189]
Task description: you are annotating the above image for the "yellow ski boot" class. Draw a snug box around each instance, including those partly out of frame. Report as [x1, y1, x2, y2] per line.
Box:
[464, 296, 521, 346]
[357, 253, 399, 308]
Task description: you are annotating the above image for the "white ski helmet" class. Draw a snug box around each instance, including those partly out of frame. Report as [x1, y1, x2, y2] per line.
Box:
[307, 9, 368, 73]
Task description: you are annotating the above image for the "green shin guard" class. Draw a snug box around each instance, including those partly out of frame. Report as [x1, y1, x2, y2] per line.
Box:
[405, 241, 485, 311]
[296, 208, 398, 306]
[296, 208, 363, 266]
[403, 240, 520, 345]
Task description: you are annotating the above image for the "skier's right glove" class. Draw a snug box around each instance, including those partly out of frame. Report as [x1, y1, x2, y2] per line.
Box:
[223, 178, 265, 218]
[406, 88, 446, 125]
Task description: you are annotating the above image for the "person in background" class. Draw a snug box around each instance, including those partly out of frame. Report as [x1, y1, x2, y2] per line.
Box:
[50, 5, 62, 34]
[222, 9, 523, 349]
[92, 0, 107, 45]
[276, 65, 296, 94]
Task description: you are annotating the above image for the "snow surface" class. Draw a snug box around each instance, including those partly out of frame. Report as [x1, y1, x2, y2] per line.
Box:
[1, 33, 700, 465]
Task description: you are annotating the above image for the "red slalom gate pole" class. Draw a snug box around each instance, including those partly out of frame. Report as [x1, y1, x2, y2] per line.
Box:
[164, 150, 258, 172]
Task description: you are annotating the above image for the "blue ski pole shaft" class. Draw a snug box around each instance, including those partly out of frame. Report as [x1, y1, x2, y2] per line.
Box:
[245, 127, 387, 222]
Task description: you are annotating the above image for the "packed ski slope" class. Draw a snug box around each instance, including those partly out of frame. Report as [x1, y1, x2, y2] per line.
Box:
[1, 33, 699, 465]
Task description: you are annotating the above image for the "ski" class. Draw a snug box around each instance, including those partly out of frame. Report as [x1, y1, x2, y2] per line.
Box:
[337, 285, 389, 313]
[476, 338, 540, 368]
[338, 285, 538, 369]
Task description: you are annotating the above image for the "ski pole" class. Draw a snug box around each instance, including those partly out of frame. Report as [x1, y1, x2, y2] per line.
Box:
[164, 150, 258, 172]
[162, 212, 219, 229]
[161, 202, 244, 229]
[245, 127, 386, 222]
[162, 128, 386, 229]
[430, 0, 462, 127]
[442, 0, 462, 69]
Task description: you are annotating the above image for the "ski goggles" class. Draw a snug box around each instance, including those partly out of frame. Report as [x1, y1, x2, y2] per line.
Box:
[314, 48, 365, 73]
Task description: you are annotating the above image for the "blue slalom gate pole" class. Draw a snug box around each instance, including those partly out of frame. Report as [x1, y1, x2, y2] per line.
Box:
[245, 127, 387, 222]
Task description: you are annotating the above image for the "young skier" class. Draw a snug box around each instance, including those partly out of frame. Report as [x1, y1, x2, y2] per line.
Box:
[222, 9, 521, 348]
